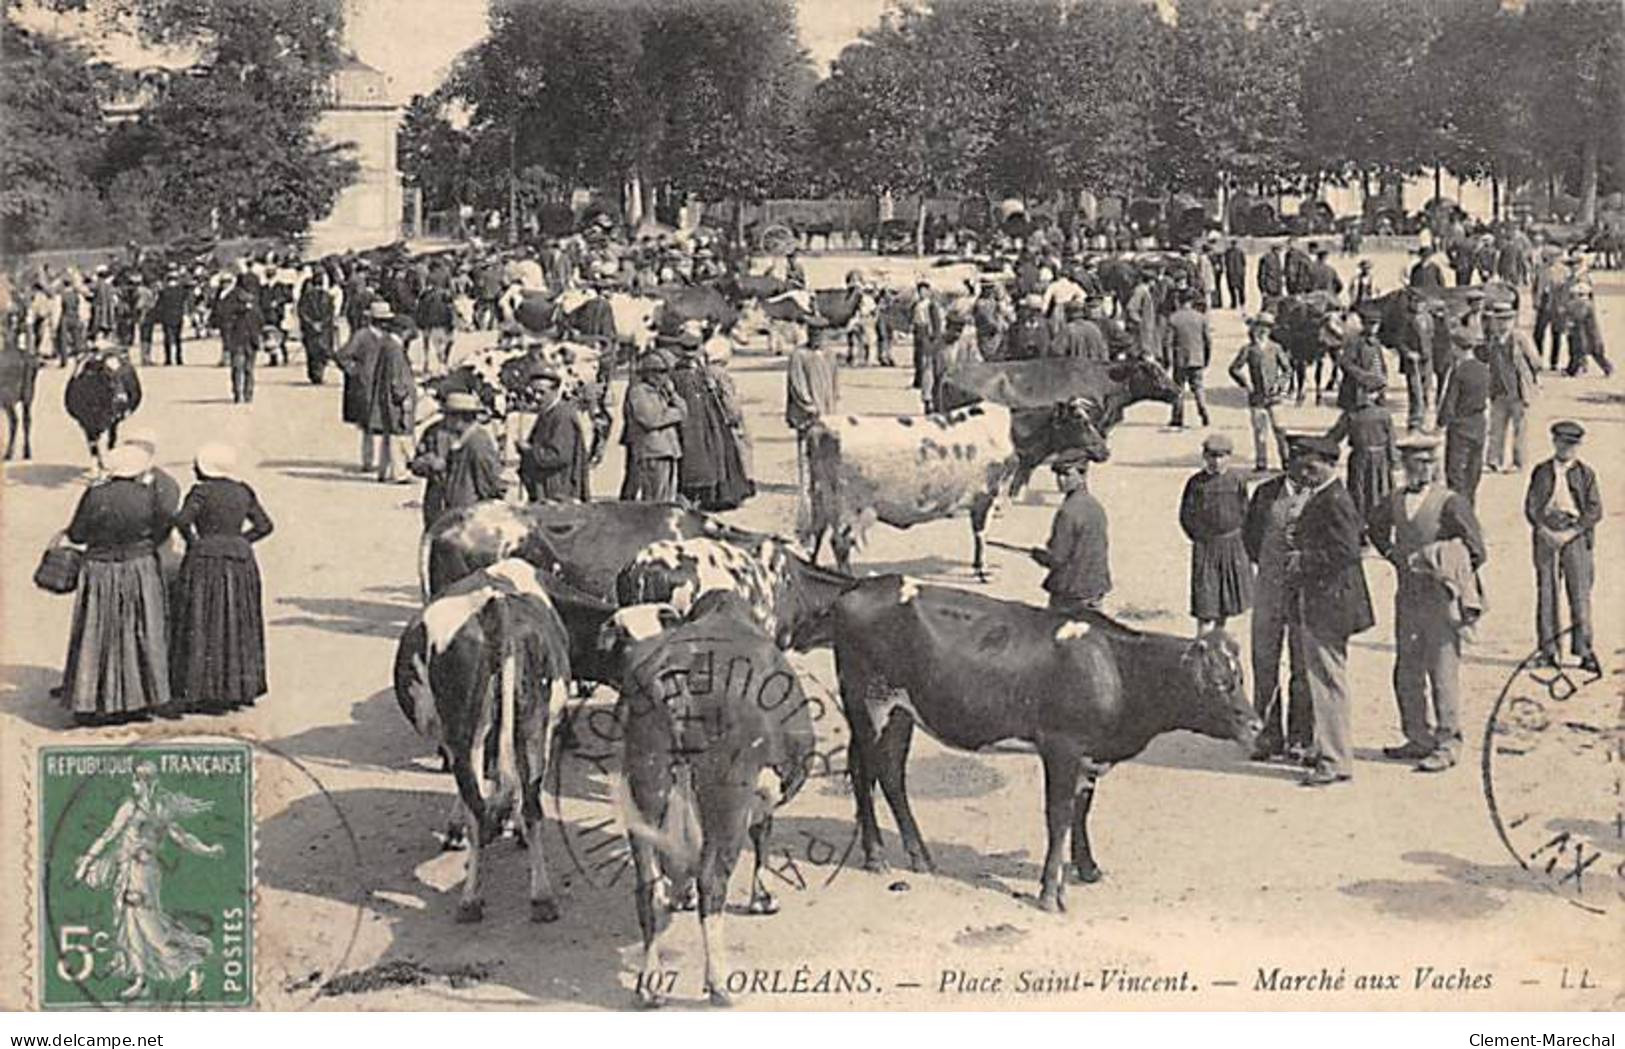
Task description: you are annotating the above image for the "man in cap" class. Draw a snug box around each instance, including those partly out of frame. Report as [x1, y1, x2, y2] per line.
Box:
[1435, 330, 1492, 507]
[784, 247, 807, 292]
[911, 281, 946, 409]
[786, 324, 840, 515]
[1524, 421, 1603, 675]
[1399, 295, 1437, 431]
[215, 271, 265, 404]
[1228, 312, 1293, 471]
[1350, 259, 1376, 306]
[1053, 298, 1109, 362]
[1409, 245, 1445, 291]
[155, 270, 191, 367]
[1561, 279, 1612, 378]
[1335, 309, 1387, 412]
[1286, 435, 1375, 786]
[1124, 269, 1158, 360]
[1179, 432, 1253, 634]
[1367, 431, 1487, 772]
[1007, 292, 1052, 360]
[1284, 237, 1312, 295]
[1482, 301, 1543, 473]
[1162, 290, 1212, 428]
[518, 365, 588, 503]
[1531, 245, 1569, 368]
[1223, 238, 1248, 310]
[1242, 434, 1315, 763]
[1306, 243, 1342, 297]
[624, 351, 687, 504]
[1256, 243, 1286, 308]
[1029, 447, 1111, 614]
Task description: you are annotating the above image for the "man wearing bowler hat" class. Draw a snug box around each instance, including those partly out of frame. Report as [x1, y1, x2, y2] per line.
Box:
[1483, 300, 1543, 473]
[1030, 447, 1111, 615]
[1286, 435, 1375, 786]
[1242, 434, 1315, 763]
[1524, 421, 1602, 675]
[624, 350, 687, 504]
[1367, 432, 1487, 772]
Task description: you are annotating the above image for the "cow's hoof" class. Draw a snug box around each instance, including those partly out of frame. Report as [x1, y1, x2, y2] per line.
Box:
[747, 892, 780, 916]
[530, 898, 561, 923]
[455, 899, 484, 924]
[707, 987, 734, 1008]
[1036, 892, 1065, 914]
[672, 883, 698, 912]
[634, 989, 665, 1010]
[861, 856, 890, 874]
[908, 854, 935, 875]
[1073, 864, 1104, 885]
[439, 830, 468, 853]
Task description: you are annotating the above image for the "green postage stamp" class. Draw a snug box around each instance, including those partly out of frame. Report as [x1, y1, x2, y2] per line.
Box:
[38, 744, 254, 1009]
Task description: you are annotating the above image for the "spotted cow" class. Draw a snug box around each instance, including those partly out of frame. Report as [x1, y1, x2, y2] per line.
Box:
[614, 535, 858, 650]
[392, 558, 574, 923]
[802, 400, 1110, 580]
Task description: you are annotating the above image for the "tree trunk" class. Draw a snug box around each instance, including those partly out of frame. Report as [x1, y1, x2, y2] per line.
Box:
[1577, 137, 1599, 225]
[1491, 171, 1500, 223]
[1433, 163, 1442, 204]
[1219, 173, 1230, 236]
[915, 194, 928, 257]
[733, 197, 745, 258]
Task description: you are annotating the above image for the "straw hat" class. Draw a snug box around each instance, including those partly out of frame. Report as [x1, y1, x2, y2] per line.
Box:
[105, 444, 152, 479]
[194, 442, 238, 479]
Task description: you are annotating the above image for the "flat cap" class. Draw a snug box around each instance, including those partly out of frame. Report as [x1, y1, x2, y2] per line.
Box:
[1295, 435, 1341, 462]
[1358, 259, 1373, 270]
[443, 392, 482, 414]
[1550, 420, 1585, 442]
[1485, 302, 1516, 319]
[1395, 431, 1442, 455]
[1050, 447, 1094, 471]
[637, 350, 672, 373]
[1249, 311, 1276, 328]
[1464, 288, 1486, 302]
[1201, 433, 1234, 454]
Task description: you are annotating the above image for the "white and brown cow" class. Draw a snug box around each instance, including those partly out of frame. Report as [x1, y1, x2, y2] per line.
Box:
[614, 535, 857, 650]
[601, 592, 817, 1007]
[802, 400, 1109, 580]
[392, 558, 573, 924]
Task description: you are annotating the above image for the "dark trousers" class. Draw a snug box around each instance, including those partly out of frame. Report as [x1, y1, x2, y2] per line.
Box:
[1402, 354, 1429, 430]
[1535, 536, 1594, 659]
[1444, 420, 1484, 506]
[1226, 277, 1245, 310]
[1170, 365, 1209, 427]
[1534, 297, 1563, 368]
[633, 457, 678, 504]
[1252, 583, 1312, 754]
[161, 320, 184, 365]
[1565, 324, 1614, 377]
[138, 315, 157, 363]
[229, 351, 256, 403]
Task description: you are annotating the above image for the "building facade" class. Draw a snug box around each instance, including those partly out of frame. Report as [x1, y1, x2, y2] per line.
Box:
[306, 55, 404, 254]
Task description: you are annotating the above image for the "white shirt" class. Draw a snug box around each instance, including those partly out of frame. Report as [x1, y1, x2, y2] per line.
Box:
[1547, 458, 1579, 517]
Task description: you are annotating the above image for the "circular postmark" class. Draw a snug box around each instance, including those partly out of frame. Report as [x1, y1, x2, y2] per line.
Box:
[548, 635, 859, 895]
[1481, 635, 1623, 915]
[38, 733, 365, 1010]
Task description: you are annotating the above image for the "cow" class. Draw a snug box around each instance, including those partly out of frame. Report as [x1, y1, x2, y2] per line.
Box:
[1356, 283, 1519, 353]
[601, 591, 816, 1007]
[615, 535, 858, 651]
[830, 576, 1259, 913]
[1273, 291, 1343, 404]
[801, 400, 1110, 580]
[651, 284, 736, 335]
[0, 341, 39, 460]
[940, 357, 1183, 430]
[392, 558, 574, 923]
[64, 350, 142, 465]
[420, 500, 770, 604]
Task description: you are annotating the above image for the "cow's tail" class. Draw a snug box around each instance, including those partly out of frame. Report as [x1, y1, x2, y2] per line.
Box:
[614, 768, 702, 881]
[800, 426, 838, 548]
[490, 596, 523, 834]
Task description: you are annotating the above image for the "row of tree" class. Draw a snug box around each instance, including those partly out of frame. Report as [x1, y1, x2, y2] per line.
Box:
[405, 0, 1624, 241]
[2, 0, 355, 255]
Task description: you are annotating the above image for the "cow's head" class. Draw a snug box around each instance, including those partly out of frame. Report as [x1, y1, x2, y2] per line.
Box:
[1105, 358, 1181, 415]
[1053, 398, 1111, 463]
[1177, 630, 1259, 748]
[596, 602, 683, 657]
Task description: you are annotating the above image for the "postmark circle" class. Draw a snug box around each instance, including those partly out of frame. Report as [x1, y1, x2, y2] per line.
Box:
[1480, 637, 1623, 915]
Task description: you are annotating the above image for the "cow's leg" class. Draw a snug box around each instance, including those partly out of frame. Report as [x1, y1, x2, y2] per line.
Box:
[1070, 772, 1104, 884]
[523, 776, 560, 923]
[1291, 357, 1307, 405]
[746, 815, 779, 915]
[456, 795, 485, 923]
[846, 686, 887, 872]
[629, 836, 672, 1009]
[3, 405, 14, 460]
[1036, 749, 1082, 913]
[830, 528, 855, 575]
[19, 394, 30, 460]
[439, 791, 467, 851]
[970, 494, 995, 582]
[698, 832, 743, 1008]
[873, 711, 933, 874]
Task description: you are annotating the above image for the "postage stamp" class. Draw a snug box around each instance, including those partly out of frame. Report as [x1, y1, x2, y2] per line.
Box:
[37, 743, 254, 1009]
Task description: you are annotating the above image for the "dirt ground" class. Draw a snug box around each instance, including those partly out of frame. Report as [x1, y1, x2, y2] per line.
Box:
[0, 247, 1619, 1011]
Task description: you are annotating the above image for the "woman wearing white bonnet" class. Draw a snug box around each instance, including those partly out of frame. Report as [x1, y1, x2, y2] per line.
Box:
[169, 442, 274, 713]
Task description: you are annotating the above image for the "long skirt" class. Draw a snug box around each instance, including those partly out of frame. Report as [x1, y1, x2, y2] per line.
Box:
[169, 551, 267, 710]
[1346, 446, 1394, 524]
[62, 556, 171, 716]
[1190, 533, 1254, 620]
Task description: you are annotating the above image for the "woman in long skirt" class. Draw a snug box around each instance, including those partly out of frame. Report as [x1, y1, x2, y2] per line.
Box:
[1325, 401, 1398, 530]
[60, 444, 175, 724]
[169, 443, 273, 712]
[1178, 434, 1255, 634]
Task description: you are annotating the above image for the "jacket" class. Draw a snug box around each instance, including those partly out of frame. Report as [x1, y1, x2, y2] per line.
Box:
[1036, 487, 1111, 603]
[1162, 307, 1210, 369]
[785, 346, 838, 431]
[1257, 252, 1285, 297]
[1229, 338, 1292, 408]
[521, 398, 589, 502]
[1486, 330, 1542, 405]
[1436, 356, 1490, 433]
[1524, 458, 1602, 549]
[1290, 479, 1375, 639]
[626, 379, 687, 460]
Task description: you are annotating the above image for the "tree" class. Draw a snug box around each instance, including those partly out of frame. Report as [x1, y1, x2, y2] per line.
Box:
[0, 14, 108, 253]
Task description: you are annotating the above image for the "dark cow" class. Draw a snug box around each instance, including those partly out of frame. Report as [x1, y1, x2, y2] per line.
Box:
[718, 273, 790, 305]
[64, 351, 143, 464]
[513, 289, 559, 333]
[0, 341, 39, 460]
[940, 357, 1183, 429]
[831, 576, 1259, 912]
[1273, 291, 1342, 404]
[1357, 282, 1519, 353]
[420, 500, 768, 603]
[601, 592, 816, 1007]
[651, 284, 736, 334]
[392, 559, 574, 923]
[614, 535, 858, 650]
[802, 400, 1110, 580]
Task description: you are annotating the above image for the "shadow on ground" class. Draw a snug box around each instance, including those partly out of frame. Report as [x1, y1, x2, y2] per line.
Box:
[1, 462, 87, 489]
[271, 595, 416, 639]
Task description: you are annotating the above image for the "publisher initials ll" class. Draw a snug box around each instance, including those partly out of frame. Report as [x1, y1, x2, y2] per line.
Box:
[1559, 967, 1595, 990]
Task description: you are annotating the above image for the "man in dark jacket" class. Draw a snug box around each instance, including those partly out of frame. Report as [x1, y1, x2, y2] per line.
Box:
[1162, 292, 1211, 428]
[1223, 239, 1247, 310]
[1052, 299, 1108, 361]
[520, 367, 589, 503]
[155, 272, 191, 366]
[214, 273, 263, 404]
[440, 392, 505, 511]
[298, 272, 337, 384]
[625, 352, 687, 503]
[1243, 441, 1314, 762]
[1409, 246, 1446, 290]
[1287, 436, 1376, 786]
[415, 283, 455, 374]
[1306, 245, 1343, 297]
[1030, 448, 1111, 614]
[1284, 238, 1312, 294]
[1256, 244, 1286, 308]
[1524, 421, 1602, 674]
[1436, 336, 1491, 507]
